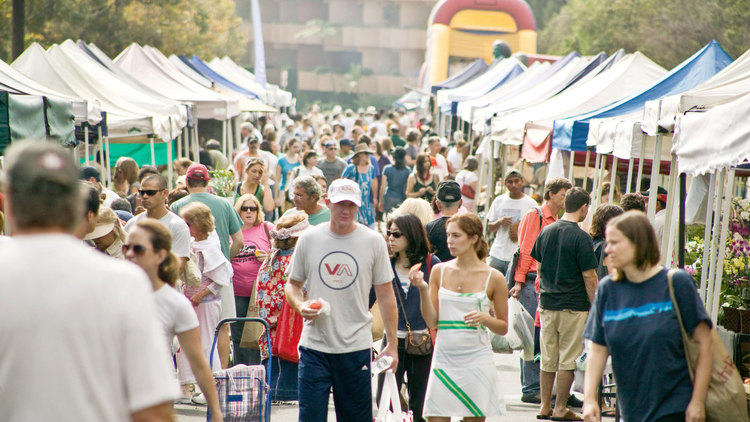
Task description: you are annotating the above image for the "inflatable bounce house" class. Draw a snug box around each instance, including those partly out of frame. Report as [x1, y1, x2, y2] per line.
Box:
[425, 0, 537, 85]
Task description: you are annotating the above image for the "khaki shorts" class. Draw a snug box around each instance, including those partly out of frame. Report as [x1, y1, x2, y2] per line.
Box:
[539, 309, 588, 372]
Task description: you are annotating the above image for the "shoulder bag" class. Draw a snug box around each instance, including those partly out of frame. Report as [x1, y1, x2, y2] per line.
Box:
[395, 254, 434, 355]
[505, 207, 543, 290]
[666, 269, 748, 422]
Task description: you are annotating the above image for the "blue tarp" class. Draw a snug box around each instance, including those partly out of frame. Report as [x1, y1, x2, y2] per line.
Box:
[181, 55, 259, 99]
[552, 41, 733, 151]
[430, 59, 488, 94]
[441, 58, 526, 115]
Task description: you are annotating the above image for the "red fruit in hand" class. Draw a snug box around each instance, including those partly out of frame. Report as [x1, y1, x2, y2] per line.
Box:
[309, 300, 322, 310]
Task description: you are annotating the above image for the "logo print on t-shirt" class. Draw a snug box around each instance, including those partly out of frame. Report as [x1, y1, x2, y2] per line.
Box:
[318, 251, 359, 290]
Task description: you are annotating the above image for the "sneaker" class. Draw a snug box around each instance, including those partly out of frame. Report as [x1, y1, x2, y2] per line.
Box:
[521, 393, 542, 404]
[567, 395, 583, 408]
[191, 392, 207, 405]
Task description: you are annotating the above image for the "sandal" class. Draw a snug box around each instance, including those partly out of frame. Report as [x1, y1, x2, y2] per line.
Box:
[536, 412, 552, 420]
[551, 409, 583, 421]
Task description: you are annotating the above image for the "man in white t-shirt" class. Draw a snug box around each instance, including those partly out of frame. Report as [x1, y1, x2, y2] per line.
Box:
[124, 174, 190, 269]
[0, 142, 177, 421]
[285, 178, 398, 421]
[487, 168, 538, 276]
[81, 165, 120, 206]
[427, 136, 449, 181]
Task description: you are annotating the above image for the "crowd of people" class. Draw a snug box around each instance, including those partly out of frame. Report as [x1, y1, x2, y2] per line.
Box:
[0, 103, 723, 422]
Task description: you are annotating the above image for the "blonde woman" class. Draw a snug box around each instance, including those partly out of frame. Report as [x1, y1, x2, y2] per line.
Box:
[394, 198, 435, 227]
[237, 158, 274, 215]
[113, 157, 139, 197]
[177, 203, 233, 396]
[230, 194, 275, 365]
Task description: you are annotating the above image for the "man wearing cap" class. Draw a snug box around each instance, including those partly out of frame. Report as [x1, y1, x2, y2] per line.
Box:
[170, 164, 244, 368]
[317, 140, 348, 186]
[80, 165, 121, 207]
[487, 169, 538, 276]
[1, 141, 177, 421]
[338, 138, 354, 160]
[425, 180, 463, 262]
[285, 178, 398, 421]
[233, 133, 275, 185]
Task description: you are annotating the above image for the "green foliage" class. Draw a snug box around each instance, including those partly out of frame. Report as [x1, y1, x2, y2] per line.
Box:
[209, 168, 235, 198]
[0, 0, 245, 62]
[295, 19, 339, 40]
[538, 0, 749, 68]
[524, 0, 567, 30]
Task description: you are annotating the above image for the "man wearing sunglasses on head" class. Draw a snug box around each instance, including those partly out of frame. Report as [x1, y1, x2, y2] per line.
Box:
[124, 174, 191, 273]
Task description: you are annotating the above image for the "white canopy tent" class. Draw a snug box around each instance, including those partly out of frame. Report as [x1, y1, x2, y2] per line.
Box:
[494, 52, 666, 147]
[455, 62, 547, 126]
[211, 57, 294, 108]
[643, 48, 750, 135]
[0, 58, 98, 126]
[672, 93, 750, 322]
[436, 58, 525, 113]
[481, 56, 595, 129]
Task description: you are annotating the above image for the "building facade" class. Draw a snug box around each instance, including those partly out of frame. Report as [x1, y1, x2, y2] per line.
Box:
[235, 0, 435, 99]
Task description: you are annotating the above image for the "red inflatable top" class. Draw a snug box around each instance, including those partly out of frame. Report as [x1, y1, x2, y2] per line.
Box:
[431, 0, 536, 31]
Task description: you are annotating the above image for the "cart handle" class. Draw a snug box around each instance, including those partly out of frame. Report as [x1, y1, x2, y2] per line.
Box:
[208, 317, 272, 422]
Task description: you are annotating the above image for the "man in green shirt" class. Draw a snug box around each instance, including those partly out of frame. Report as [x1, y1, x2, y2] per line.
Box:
[282, 175, 330, 225]
[170, 163, 243, 259]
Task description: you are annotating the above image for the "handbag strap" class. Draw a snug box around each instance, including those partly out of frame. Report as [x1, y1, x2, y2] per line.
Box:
[394, 270, 413, 333]
[666, 268, 696, 378]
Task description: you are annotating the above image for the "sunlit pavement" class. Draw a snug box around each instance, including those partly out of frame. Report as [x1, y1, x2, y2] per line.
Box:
[176, 351, 594, 421]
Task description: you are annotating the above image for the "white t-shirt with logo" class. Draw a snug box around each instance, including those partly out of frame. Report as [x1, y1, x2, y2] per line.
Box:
[0, 234, 178, 421]
[125, 210, 191, 258]
[288, 223, 394, 354]
[153, 284, 199, 353]
[487, 193, 539, 261]
[432, 153, 449, 180]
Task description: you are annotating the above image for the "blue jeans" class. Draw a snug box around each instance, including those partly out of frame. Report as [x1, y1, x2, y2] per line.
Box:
[517, 273, 540, 396]
[487, 256, 509, 276]
[262, 356, 298, 401]
[298, 346, 372, 421]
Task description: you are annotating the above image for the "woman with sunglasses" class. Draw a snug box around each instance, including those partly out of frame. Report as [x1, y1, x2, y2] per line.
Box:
[230, 194, 275, 365]
[123, 218, 223, 419]
[378, 213, 441, 422]
[237, 158, 274, 216]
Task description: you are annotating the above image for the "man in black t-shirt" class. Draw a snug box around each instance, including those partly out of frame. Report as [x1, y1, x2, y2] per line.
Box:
[531, 187, 598, 420]
[426, 181, 462, 262]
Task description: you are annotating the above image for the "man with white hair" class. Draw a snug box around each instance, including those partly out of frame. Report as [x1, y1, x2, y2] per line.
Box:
[285, 178, 398, 421]
[282, 175, 330, 225]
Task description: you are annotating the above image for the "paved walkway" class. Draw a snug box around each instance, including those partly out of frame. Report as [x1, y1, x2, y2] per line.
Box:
[176, 351, 594, 421]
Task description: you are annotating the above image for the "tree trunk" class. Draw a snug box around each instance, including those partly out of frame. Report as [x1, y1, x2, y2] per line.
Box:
[12, 0, 25, 60]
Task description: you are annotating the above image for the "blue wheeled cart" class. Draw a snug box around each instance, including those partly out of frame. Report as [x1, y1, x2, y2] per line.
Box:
[207, 318, 272, 422]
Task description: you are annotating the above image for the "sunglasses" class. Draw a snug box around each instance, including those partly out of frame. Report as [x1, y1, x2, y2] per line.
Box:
[138, 189, 161, 197]
[386, 230, 403, 239]
[240, 206, 259, 212]
[122, 243, 147, 255]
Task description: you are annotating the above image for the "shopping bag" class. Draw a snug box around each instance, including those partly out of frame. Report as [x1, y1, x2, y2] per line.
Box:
[213, 364, 267, 420]
[375, 372, 413, 422]
[667, 270, 748, 422]
[508, 297, 535, 360]
[272, 298, 303, 363]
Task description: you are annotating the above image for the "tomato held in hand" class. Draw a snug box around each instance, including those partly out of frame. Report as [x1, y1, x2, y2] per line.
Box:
[309, 300, 322, 310]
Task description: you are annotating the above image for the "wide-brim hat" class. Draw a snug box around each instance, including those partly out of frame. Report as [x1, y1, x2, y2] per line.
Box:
[351, 143, 374, 158]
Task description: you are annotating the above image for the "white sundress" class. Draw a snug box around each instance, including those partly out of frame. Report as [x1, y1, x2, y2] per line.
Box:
[422, 267, 506, 418]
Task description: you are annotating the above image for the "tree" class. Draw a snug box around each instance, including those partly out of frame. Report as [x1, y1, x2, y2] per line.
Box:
[0, 0, 245, 63]
[539, 0, 748, 69]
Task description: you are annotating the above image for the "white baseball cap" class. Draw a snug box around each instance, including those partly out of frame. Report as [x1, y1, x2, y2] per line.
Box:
[327, 179, 362, 207]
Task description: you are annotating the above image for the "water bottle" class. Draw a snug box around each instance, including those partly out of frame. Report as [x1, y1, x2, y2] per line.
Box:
[371, 355, 393, 375]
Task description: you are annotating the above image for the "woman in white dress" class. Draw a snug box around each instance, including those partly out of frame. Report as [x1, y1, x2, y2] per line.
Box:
[411, 213, 508, 421]
[124, 218, 223, 420]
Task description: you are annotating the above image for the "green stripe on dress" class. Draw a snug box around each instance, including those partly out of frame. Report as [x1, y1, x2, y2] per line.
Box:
[433, 369, 484, 417]
[437, 320, 477, 330]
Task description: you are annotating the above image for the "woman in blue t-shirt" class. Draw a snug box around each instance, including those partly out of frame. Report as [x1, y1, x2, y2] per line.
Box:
[380, 147, 411, 215]
[582, 211, 713, 422]
[276, 138, 300, 209]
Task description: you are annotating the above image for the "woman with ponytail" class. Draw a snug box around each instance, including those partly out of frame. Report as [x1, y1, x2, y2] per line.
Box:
[124, 218, 223, 420]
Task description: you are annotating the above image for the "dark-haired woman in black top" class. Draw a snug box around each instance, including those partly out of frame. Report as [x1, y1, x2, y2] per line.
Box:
[372, 212, 440, 422]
